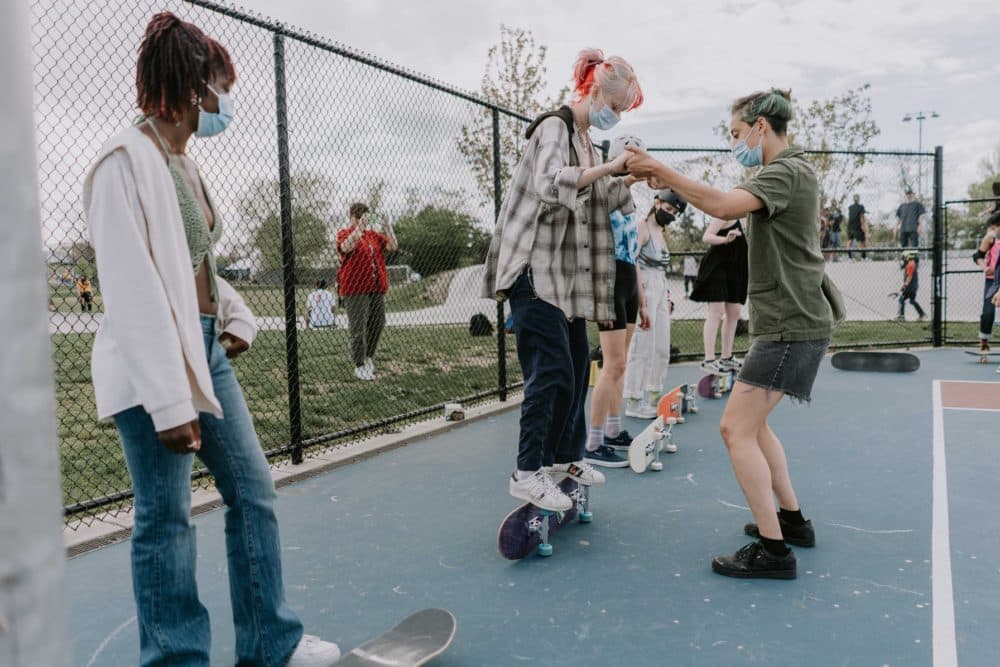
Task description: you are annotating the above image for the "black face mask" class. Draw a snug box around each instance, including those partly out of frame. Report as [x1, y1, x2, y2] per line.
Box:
[655, 209, 676, 227]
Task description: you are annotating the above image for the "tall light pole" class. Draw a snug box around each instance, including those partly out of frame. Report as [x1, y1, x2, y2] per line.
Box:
[902, 110, 940, 197]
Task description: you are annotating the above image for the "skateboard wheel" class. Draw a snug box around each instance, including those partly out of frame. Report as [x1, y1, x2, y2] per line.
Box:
[666, 417, 677, 425]
[578, 510, 593, 523]
[650, 461, 663, 471]
[676, 416, 684, 424]
[690, 407, 699, 414]
[537, 543, 553, 557]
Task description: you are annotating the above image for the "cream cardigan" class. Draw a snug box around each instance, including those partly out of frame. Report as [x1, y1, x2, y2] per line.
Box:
[82, 126, 258, 432]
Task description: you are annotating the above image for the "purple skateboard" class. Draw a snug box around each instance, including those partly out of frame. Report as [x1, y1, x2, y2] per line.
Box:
[497, 478, 591, 559]
[697, 371, 735, 399]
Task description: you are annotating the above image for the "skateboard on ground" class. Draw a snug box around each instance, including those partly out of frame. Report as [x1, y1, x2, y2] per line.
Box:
[963, 349, 1000, 364]
[337, 608, 456, 666]
[656, 385, 686, 423]
[497, 477, 591, 559]
[830, 351, 920, 372]
[697, 369, 736, 399]
[671, 383, 699, 415]
[627, 415, 676, 473]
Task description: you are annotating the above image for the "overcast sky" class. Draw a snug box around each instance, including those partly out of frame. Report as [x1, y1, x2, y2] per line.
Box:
[234, 0, 1000, 199]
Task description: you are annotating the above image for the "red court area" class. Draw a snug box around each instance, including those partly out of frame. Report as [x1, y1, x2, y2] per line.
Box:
[940, 381, 1000, 411]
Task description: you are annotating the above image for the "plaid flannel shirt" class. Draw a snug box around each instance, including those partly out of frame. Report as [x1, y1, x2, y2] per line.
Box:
[481, 115, 635, 321]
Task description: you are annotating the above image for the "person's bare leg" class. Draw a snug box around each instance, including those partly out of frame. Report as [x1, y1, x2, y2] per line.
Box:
[703, 302, 724, 361]
[590, 329, 628, 432]
[718, 382, 785, 539]
[757, 420, 799, 512]
[610, 324, 636, 418]
[721, 303, 742, 359]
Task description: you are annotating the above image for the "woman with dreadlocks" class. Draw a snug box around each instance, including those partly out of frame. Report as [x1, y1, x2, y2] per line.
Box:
[82, 13, 340, 666]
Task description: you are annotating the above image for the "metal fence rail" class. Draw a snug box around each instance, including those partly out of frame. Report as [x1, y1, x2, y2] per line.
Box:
[32, 0, 947, 526]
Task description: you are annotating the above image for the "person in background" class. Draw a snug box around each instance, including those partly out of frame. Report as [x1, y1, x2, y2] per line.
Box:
[623, 192, 684, 423]
[305, 279, 337, 329]
[689, 216, 748, 374]
[826, 203, 844, 261]
[337, 203, 397, 381]
[76, 274, 94, 312]
[894, 188, 926, 248]
[897, 249, 926, 321]
[846, 194, 869, 261]
[973, 212, 1000, 351]
[683, 254, 698, 297]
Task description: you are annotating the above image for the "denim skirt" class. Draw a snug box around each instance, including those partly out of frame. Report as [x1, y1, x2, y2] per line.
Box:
[736, 338, 830, 403]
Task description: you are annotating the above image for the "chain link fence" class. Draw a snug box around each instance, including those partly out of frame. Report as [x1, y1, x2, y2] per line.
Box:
[34, 0, 946, 526]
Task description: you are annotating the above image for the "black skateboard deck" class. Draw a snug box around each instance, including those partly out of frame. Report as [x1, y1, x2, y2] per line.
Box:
[337, 608, 456, 666]
[498, 478, 590, 559]
[831, 351, 920, 372]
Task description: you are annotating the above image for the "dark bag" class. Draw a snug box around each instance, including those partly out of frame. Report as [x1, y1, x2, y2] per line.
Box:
[469, 313, 493, 337]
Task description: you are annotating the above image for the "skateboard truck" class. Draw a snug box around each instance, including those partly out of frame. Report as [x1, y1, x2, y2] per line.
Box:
[526, 485, 591, 557]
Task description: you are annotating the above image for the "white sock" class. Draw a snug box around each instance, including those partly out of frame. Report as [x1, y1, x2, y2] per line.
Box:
[515, 469, 535, 481]
[604, 415, 621, 439]
[586, 427, 604, 452]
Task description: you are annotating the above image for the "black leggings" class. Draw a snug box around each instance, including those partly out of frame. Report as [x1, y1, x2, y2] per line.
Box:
[981, 279, 996, 338]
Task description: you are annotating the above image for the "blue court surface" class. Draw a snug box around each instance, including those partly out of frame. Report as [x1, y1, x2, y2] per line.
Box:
[68, 349, 999, 666]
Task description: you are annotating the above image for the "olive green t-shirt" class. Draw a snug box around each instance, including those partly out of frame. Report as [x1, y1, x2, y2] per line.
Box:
[736, 147, 844, 342]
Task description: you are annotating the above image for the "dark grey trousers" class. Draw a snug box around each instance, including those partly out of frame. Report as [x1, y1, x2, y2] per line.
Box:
[341, 293, 386, 367]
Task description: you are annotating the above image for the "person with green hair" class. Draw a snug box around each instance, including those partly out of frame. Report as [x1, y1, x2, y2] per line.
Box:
[625, 89, 843, 581]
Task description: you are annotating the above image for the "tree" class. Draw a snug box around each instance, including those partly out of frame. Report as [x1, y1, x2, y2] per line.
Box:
[242, 173, 335, 272]
[457, 25, 570, 206]
[392, 205, 491, 277]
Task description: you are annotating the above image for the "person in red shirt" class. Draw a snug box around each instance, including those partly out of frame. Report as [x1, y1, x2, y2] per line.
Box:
[897, 250, 926, 321]
[336, 202, 398, 380]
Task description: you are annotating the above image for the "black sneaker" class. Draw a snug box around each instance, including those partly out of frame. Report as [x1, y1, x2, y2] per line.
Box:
[744, 515, 815, 548]
[584, 445, 628, 468]
[603, 430, 633, 452]
[712, 541, 797, 580]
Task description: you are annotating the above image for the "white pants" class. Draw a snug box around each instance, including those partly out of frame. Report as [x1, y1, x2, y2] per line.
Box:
[624, 267, 672, 400]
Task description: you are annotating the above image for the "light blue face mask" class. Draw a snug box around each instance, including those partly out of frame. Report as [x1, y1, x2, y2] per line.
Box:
[588, 96, 620, 131]
[732, 122, 763, 167]
[196, 85, 234, 138]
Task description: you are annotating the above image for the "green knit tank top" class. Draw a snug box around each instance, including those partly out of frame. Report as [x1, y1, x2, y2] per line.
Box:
[147, 120, 223, 303]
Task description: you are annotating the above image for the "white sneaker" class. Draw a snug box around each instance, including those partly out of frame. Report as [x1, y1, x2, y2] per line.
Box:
[718, 357, 742, 372]
[625, 402, 657, 419]
[701, 359, 726, 375]
[364, 357, 374, 373]
[548, 459, 606, 486]
[354, 365, 374, 381]
[509, 470, 572, 512]
[286, 634, 341, 667]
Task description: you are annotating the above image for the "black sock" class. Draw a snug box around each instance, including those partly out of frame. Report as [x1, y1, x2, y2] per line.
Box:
[759, 536, 790, 557]
[779, 508, 806, 525]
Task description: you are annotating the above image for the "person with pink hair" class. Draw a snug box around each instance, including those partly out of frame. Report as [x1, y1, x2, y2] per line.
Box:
[483, 48, 643, 510]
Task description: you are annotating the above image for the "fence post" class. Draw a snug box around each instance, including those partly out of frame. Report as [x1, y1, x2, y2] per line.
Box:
[931, 146, 944, 347]
[492, 108, 507, 401]
[273, 30, 303, 463]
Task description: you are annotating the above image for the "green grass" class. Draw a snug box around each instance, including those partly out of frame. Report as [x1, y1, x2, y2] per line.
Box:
[53, 324, 521, 517]
[49, 270, 458, 317]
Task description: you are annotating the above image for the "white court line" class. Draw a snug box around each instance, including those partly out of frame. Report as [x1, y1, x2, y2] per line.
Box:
[942, 407, 1000, 413]
[932, 380, 959, 667]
